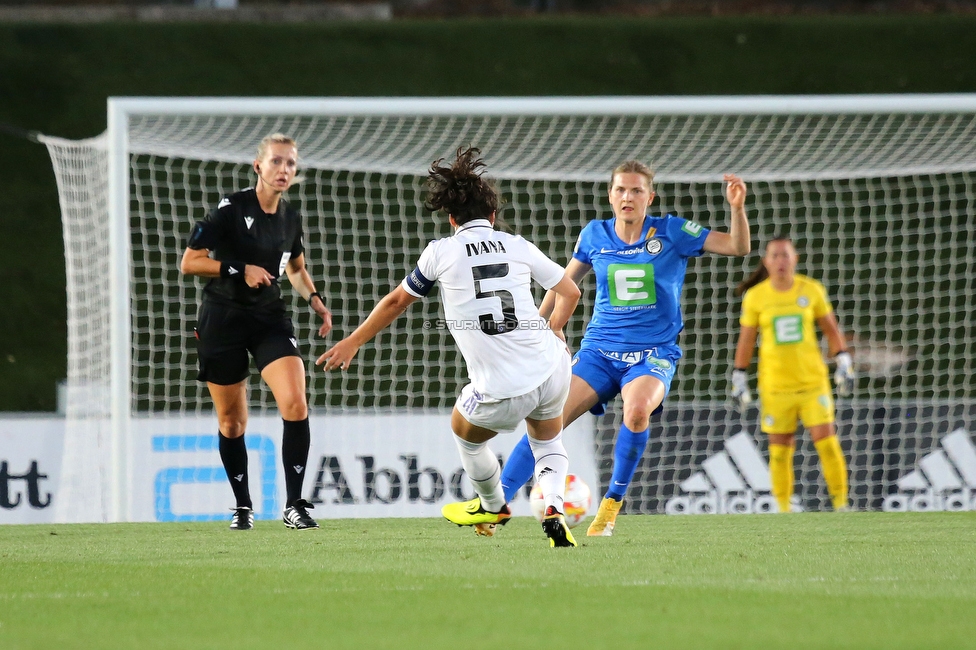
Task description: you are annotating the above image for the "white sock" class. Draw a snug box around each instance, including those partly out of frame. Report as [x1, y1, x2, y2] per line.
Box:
[453, 435, 506, 512]
[528, 432, 569, 513]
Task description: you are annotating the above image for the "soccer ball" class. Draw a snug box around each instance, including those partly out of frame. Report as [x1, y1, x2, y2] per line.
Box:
[529, 474, 592, 528]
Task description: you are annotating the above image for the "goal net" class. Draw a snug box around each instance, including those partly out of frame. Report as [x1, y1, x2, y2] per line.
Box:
[43, 96, 976, 521]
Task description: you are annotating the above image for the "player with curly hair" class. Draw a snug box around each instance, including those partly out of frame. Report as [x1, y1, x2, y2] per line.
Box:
[318, 146, 583, 547]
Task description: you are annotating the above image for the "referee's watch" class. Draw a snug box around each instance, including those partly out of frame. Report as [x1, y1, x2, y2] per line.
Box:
[308, 292, 324, 308]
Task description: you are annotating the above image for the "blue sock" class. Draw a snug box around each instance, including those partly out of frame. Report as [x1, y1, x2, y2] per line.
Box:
[501, 434, 536, 503]
[605, 424, 650, 501]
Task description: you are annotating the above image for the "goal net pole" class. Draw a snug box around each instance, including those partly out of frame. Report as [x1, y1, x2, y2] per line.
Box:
[108, 100, 132, 523]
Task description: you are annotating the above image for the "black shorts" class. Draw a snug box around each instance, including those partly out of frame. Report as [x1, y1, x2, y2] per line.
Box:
[194, 301, 301, 385]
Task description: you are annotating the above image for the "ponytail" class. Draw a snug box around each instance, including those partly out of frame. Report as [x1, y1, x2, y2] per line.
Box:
[735, 235, 792, 297]
[734, 263, 768, 297]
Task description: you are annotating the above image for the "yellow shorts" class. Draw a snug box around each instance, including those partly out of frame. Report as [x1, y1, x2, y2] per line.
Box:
[759, 382, 834, 434]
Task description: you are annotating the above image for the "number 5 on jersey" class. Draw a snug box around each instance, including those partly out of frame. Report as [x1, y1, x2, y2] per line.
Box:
[472, 263, 518, 335]
[608, 263, 657, 307]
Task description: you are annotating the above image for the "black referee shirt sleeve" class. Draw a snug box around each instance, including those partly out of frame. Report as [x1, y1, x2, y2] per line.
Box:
[187, 203, 231, 250]
[290, 225, 305, 259]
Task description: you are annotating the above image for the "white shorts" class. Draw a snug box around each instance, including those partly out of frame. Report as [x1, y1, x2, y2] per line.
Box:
[455, 351, 572, 433]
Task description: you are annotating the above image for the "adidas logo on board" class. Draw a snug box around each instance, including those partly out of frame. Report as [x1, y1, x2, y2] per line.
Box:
[883, 428, 976, 512]
[665, 431, 802, 515]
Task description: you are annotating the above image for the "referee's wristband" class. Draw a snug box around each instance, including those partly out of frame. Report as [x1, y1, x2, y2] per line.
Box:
[308, 291, 323, 307]
[220, 261, 246, 280]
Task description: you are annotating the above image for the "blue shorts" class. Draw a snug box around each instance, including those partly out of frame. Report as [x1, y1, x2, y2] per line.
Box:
[571, 344, 682, 416]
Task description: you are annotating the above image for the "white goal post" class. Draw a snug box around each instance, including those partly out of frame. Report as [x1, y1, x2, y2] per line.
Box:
[42, 95, 976, 523]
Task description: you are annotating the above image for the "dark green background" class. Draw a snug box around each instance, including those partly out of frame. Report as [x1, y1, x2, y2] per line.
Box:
[2, 15, 975, 410]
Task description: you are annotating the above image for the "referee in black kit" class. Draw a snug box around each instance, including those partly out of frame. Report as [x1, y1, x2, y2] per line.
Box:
[180, 133, 332, 531]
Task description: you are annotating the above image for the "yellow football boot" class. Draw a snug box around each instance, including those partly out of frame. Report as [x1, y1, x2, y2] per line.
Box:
[441, 497, 511, 535]
[586, 497, 622, 537]
[542, 507, 577, 548]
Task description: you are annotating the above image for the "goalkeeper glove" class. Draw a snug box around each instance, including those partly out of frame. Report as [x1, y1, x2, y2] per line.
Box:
[730, 369, 753, 412]
[833, 351, 855, 397]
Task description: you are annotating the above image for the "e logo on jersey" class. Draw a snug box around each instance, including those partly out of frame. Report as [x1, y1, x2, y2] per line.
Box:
[608, 264, 656, 307]
[681, 221, 703, 237]
[645, 238, 663, 255]
[772, 315, 803, 344]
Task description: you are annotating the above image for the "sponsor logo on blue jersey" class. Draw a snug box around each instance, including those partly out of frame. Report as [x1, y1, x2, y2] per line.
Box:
[574, 215, 708, 348]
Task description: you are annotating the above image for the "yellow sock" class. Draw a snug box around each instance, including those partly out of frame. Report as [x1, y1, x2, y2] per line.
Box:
[768, 443, 794, 513]
[815, 435, 849, 510]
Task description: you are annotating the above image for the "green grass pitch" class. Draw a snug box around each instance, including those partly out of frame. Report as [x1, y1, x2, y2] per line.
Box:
[1, 512, 974, 649]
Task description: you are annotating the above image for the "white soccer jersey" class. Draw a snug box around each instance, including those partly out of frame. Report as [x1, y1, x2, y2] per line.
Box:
[401, 219, 566, 399]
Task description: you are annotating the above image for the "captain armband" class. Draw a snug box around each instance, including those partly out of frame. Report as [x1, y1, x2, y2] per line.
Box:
[404, 267, 434, 297]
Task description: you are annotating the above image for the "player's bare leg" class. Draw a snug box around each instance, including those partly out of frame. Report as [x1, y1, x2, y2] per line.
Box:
[562, 376, 602, 429]
[261, 356, 308, 421]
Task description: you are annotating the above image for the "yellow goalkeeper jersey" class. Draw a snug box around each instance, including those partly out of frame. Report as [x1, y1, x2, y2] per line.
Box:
[740, 274, 833, 393]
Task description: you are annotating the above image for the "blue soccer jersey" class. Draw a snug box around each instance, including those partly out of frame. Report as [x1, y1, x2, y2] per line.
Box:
[573, 214, 710, 349]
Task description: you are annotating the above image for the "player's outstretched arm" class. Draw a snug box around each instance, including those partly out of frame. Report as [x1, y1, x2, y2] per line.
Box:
[286, 253, 333, 337]
[703, 174, 751, 257]
[317, 285, 418, 371]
